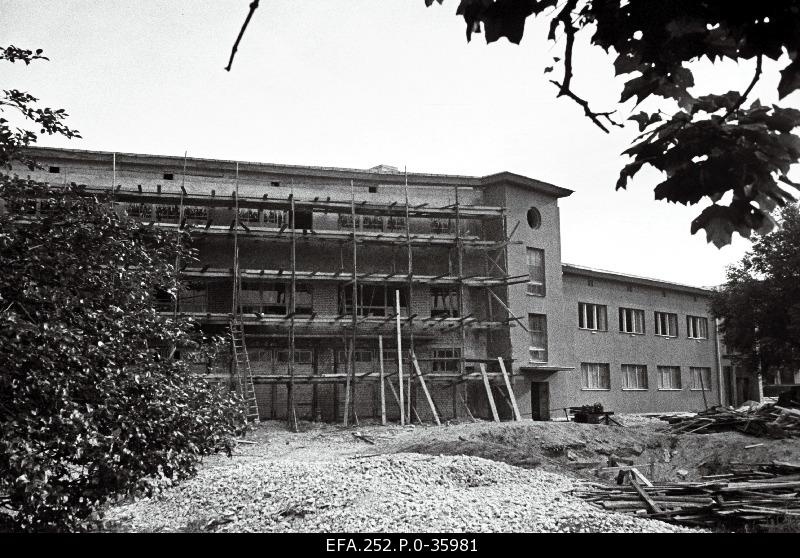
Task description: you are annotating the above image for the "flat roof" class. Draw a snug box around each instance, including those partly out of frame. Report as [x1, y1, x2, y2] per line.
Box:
[20, 146, 573, 198]
[562, 263, 716, 296]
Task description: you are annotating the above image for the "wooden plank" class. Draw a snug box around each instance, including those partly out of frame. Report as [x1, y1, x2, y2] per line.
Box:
[479, 363, 500, 422]
[497, 357, 521, 421]
[630, 467, 654, 487]
[629, 474, 663, 514]
[457, 390, 476, 422]
[412, 353, 441, 426]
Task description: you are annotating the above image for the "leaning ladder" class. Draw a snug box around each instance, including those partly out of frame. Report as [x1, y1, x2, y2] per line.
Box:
[230, 320, 260, 422]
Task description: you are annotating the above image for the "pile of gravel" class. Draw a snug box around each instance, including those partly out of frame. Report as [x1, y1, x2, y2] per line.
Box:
[105, 451, 698, 533]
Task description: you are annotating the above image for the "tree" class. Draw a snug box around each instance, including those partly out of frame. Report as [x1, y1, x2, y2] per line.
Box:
[0, 47, 247, 531]
[711, 203, 800, 381]
[225, 1, 800, 247]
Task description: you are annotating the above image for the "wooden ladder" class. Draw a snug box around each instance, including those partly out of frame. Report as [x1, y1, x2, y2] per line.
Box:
[230, 320, 260, 422]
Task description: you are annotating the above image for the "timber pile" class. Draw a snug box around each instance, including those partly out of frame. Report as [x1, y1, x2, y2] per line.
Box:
[660, 404, 800, 438]
[575, 462, 800, 529]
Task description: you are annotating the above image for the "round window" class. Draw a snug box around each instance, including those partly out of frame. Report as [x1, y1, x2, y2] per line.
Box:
[527, 207, 541, 229]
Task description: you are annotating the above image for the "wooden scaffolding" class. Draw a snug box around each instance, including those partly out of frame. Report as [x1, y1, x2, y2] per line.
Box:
[78, 163, 525, 426]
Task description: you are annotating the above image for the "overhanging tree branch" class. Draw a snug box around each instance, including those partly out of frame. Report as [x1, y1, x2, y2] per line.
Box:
[225, 0, 261, 72]
[549, 0, 622, 133]
[723, 54, 763, 120]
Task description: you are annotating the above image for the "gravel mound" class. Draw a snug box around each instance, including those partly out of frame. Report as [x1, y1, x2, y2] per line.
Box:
[105, 451, 697, 533]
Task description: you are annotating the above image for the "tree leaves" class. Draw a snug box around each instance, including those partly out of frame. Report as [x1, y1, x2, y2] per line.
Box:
[628, 111, 661, 132]
[453, 0, 556, 44]
[778, 53, 800, 99]
[425, 1, 800, 246]
[712, 204, 800, 375]
[0, 175, 247, 531]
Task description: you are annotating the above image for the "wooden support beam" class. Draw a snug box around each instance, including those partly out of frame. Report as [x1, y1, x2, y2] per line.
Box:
[479, 363, 500, 422]
[487, 288, 529, 333]
[629, 473, 663, 514]
[379, 335, 386, 426]
[412, 353, 440, 426]
[498, 357, 521, 421]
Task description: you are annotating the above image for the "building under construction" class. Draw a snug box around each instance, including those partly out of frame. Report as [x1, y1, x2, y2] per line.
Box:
[10, 147, 749, 423]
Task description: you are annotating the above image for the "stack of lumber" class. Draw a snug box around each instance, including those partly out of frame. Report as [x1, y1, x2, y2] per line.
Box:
[660, 404, 800, 437]
[574, 462, 800, 529]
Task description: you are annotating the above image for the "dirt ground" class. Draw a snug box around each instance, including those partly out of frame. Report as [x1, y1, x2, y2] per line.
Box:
[373, 416, 800, 484]
[101, 415, 800, 533]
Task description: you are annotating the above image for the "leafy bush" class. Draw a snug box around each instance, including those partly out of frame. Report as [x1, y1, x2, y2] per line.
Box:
[0, 177, 248, 531]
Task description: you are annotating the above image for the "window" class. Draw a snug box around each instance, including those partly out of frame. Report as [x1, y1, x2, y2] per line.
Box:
[238, 207, 260, 224]
[578, 302, 608, 331]
[340, 285, 406, 317]
[240, 282, 287, 315]
[621, 364, 648, 390]
[277, 349, 312, 364]
[431, 287, 458, 318]
[368, 186, 378, 193]
[386, 216, 406, 231]
[163, 173, 174, 180]
[528, 314, 547, 362]
[155, 204, 179, 222]
[337, 349, 373, 364]
[581, 363, 610, 390]
[619, 307, 645, 334]
[179, 281, 207, 313]
[657, 366, 682, 390]
[654, 311, 678, 337]
[381, 350, 397, 363]
[48, 166, 60, 173]
[526, 248, 546, 296]
[126, 203, 153, 219]
[432, 348, 461, 372]
[338, 214, 356, 230]
[293, 209, 313, 229]
[248, 348, 272, 364]
[690, 367, 712, 391]
[362, 215, 383, 231]
[526, 207, 541, 229]
[184, 206, 208, 222]
[293, 285, 313, 316]
[264, 209, 287, 226]
[687, 315, 709, 339]
[430, 218, 451, 234]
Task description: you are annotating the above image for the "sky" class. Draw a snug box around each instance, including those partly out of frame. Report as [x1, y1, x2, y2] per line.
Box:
[3, 0, 799, 287]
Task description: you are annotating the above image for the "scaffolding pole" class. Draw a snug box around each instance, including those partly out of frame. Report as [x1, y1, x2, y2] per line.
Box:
[343, 180, 358, 426]
[172, 151, 188, 322]
[396, 288, 405, 426]
[288, 181, 298, 431]
[455, 186, 466, 412]
[404, 169, 414, 422]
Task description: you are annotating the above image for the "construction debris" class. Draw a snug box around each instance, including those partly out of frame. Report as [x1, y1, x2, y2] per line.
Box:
[660, 404, 800, 438]
[575, 461, 800, 530]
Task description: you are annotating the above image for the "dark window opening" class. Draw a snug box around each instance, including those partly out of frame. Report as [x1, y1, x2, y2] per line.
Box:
[431, 287, 459, 318]
[271, 181, 281, 187]
[340, 284, 407, 317]
[293, 209, 313, 229]
[48, 166, 60, 174]
[432, 348, 461, 372]
[368, 186, 378, 193]
[163, 173, 174, 180]
[527, 207, 541, 229]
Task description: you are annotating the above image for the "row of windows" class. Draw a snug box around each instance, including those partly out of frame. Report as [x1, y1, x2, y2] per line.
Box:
[577, 302, 709, 339]
[178, 282, 462, 319]
[580, 363, 712, 391]
[127, 203, 459, 234]
[237, 347, 461, 370]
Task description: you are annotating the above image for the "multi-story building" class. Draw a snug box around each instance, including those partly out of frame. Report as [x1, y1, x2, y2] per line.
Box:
[4, 147, 745, 421]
